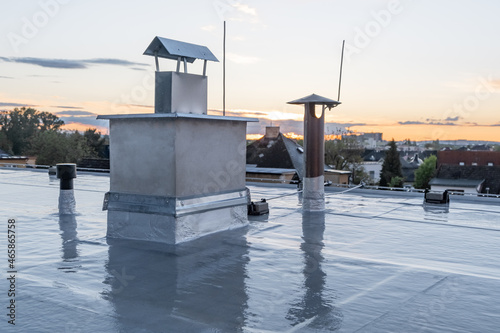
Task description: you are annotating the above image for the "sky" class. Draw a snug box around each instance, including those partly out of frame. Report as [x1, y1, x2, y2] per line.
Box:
[1, 0, 499, 142]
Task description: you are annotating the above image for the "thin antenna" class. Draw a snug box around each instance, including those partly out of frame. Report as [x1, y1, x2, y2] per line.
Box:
[337, 40, 345, 102]
[223, 21, 226, 116]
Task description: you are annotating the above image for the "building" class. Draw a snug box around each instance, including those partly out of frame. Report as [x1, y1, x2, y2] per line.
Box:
[0, 148, 29, 166]
[429, 151, 500, 194]
[361, 150, 385, 183]
[438, 150, 500, 167]
[246, 126, 350, 185]
[429, 178, 485, 195]
[431, 164, 500, 195]
[361, 150, 437, 185]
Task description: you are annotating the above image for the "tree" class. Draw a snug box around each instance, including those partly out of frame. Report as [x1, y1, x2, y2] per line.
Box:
[29, 131, 93, 165]
[0, 107, 64, 155]
[325, 136, 364, 170]
[325, 136, 369, 185]
[379, 139, 403, 187]
[0, 131, 12, 154]
[414, 155, 437, 189]
[83, 128, 106, 157]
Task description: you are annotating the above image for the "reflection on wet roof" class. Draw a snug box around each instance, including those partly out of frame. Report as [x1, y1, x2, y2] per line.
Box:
[1, 168, 500, 332]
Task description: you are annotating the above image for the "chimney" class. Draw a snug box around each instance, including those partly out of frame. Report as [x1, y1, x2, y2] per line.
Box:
[97, 36, 259, 245]
[265, 126, 280, 139]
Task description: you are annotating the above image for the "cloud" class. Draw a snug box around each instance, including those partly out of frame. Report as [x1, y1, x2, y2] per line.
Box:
[201, 25, 216, 32]
[51, 105, 84, 109]
[0, 102, 36, 107]
[445, 116, 461, 121]
[1, 57, 86, 69]
[0, 57, 148, 70]
[399, 121, 425, 125]
[58, 115, 108, 128]
[399, 120, 456, 126]
[226, 52, 261, 64]
[84, 58, 148, 67]
[54, 110, 97, 116]
[233, 3, 257, 16]
[28, 74, 58, 78]
[0, 76, 13, 79]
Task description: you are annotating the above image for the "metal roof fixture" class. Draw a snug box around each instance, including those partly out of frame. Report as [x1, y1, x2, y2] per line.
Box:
[288, 94, 340, 212]
[144, 36, 219, 74]
[97, 35, 258, 245]
[143, 36, 220, 114]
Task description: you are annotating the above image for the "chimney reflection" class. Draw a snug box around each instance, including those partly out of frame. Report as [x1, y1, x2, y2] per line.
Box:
[286, 211, 343, 330]
[103, 229, 249, 332]
[58, 214, 80, 272]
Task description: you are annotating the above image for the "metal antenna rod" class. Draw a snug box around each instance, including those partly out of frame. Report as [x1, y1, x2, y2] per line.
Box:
[223, 21, 226, 116]
[337, 40, 345, 102]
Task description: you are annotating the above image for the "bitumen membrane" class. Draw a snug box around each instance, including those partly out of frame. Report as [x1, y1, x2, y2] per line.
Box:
[1, 168, 499, 332]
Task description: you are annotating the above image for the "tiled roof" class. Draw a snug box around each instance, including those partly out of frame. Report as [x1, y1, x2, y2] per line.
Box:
[436, 164, 500, 194]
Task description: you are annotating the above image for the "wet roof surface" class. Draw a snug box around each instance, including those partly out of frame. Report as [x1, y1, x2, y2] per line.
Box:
[1, 169, 500, 332]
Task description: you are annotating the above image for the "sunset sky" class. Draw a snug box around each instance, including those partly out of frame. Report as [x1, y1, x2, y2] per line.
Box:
[1, 0, 499, 141]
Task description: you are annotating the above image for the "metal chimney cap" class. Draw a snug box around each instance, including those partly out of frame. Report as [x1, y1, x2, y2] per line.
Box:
[143, 36, 219, 63]
[287, 93, 341, 107]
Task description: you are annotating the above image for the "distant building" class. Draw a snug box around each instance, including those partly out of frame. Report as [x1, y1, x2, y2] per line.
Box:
[246, 126, 350, 185]
[0, 149, 29, 166]
[361, 150, 385, 183]
[429, 177, 485, 195]
[430, 151, 500, 195]
[360, 150, 437, 184]
[351, 132, 384, 149]
[438, 150, 500, 167]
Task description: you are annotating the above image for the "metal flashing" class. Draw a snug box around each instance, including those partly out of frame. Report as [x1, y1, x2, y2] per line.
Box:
[97, 112, 259, 122]
[104, 190, 247, 217]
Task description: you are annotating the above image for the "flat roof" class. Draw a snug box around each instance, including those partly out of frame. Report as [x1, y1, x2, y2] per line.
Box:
[430, 178, 485, 187]
[246, 166, 297, 174]
[2, 168, 500, 332]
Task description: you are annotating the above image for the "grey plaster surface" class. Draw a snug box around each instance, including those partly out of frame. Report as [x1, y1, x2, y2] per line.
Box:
[1, 168, 500, 332]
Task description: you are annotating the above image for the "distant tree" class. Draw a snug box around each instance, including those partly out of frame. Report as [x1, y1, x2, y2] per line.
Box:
[379, 139, 403, 187]
[325, 136, 363, 170]
[414, 155, 437, 189]
[351, 166, 372, 185]
[404, 138, 415, 146]
[0, 131, 12, 154]
[29, 131, 93, 165]
[83, 128, 106, 157]
[325, 137, 369, 185]
[0, 107, 64, 155]
[389, 176, 404, 188]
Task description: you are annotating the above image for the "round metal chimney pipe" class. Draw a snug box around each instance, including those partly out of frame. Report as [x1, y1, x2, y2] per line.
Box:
[57, 163, 77, 214]
[288, 94, 340, 212]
